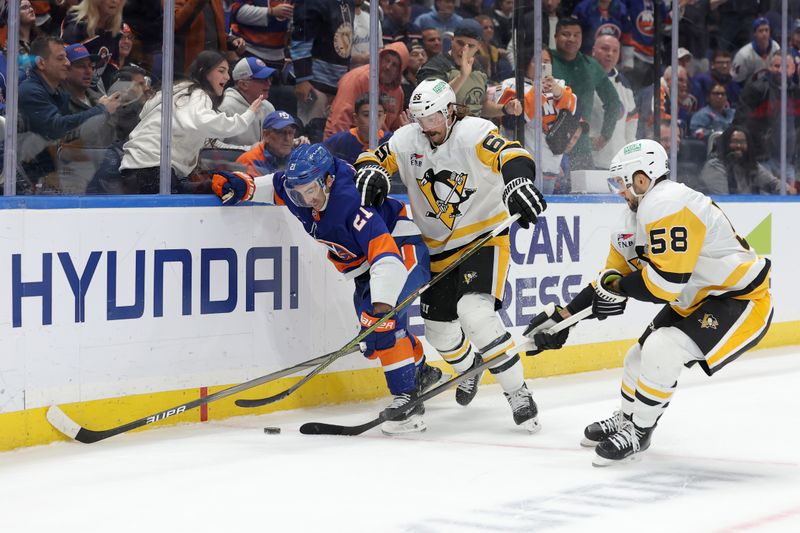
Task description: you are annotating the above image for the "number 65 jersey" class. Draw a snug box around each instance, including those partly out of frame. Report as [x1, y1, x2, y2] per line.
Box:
[356, 116, 534, 257]
[608, 179, 771, 316]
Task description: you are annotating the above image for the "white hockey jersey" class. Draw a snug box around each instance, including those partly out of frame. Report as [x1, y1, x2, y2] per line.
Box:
[602, 180, 770, 316]
[355, 117, 533, 260]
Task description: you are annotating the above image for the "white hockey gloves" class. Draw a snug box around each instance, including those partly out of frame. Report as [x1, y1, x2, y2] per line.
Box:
[592, 269, 628, 319]
[502, 177, 546, 229]
[354, 164, 391, 207]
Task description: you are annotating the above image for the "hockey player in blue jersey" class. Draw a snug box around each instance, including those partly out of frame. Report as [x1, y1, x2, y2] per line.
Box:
[211, 144, 439, 434]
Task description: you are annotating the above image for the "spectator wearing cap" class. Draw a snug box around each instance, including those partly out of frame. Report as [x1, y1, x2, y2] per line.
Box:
[324, 94, 392, 164]
[414, 0, 463, 41]
[383, 0, 423, 47]
[677, 47, 693, 72]
[61, 0, 127, 93]
[18, 36, 122, 190]
[324, 42, 409, 140]
[731, 17, 780, 85]
[236, 110, 308, 174]
[572, 0, 632, 57]
[550, 16, 621, 170]
[219, 57, 277, 147]
[63, 44, 104, 114]
[402, 38, 428, 105]
[417, 18, 521, 118]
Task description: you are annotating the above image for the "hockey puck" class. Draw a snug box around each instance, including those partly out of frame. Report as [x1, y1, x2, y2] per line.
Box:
[263, 427, 281, 435]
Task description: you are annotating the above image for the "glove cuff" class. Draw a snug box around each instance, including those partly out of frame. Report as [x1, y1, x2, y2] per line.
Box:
[359, 311, 397, 332]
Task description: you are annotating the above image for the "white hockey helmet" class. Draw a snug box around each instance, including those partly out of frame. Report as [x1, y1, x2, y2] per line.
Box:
[608, 139, 669, 197]
[408, 79, 456, 121]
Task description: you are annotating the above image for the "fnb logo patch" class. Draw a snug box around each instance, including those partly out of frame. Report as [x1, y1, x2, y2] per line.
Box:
[410, 153, 423, 167]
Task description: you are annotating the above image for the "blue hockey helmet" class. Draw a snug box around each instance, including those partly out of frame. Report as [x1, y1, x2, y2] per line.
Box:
[284, 144, 335, 208]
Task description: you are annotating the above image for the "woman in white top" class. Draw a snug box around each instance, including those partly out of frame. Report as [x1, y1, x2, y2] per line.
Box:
[120, 50, 263, 193]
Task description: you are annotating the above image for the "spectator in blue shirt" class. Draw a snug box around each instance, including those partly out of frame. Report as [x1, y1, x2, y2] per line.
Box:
[414, 0, 463, 44]
[689, 83, 736, 141]
[324, 94, 392, 164]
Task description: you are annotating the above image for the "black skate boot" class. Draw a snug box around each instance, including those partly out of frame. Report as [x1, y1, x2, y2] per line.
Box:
[592, 420, 653, 466]
[455, 353, 484, 406]
[581, 410, 629, 447]
[381, 392, 426, 436]
[416, 362, 447, 395]
[503, 383, 541, 433]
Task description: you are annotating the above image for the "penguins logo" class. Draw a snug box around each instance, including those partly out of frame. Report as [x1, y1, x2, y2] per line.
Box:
[463, 271, 478, 284]
[699, 314, 719, 330]
[416, 168, 476, 228]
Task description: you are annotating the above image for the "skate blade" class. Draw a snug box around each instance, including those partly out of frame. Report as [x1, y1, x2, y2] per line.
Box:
[591, 451, 643, 467]
[381, 416, 427, 436]
[580, 437, 600, 448]
[519, 417, 542, 434]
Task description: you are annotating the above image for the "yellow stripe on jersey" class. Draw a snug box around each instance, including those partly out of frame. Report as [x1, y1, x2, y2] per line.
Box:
[493, 237, 511, 301]
[355, 141, 399, 175]
[706, 292, 773, 369]
[642, 267, 681, 301]
[676, 259, 759, 316]
[473, 130, 532, 173]
[423, 211, 509, 250]
[604, 244, 636, 275]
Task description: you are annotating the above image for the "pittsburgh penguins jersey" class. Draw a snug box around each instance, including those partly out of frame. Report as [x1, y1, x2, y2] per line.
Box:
[613, 179, 770, 316]
[355, 116, 533, 260]
[252, 157, 417, 306]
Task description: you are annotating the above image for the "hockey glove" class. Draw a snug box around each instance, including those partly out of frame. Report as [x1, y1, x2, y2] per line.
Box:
[354, 164, 391, 207]
[502, 177, 546, 229]
[359, 310, 399, 358]
[523, 302, 570, 355]
[212, 171, 255, 205]
[592, 269, 628, 320]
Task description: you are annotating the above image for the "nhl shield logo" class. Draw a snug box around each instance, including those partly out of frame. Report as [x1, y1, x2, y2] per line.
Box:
[416, 168, 476, 229]
[699, 314, 719, 329]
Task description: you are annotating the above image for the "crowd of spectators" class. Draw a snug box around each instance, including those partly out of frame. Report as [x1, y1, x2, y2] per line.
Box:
[0, 0, 798, 196]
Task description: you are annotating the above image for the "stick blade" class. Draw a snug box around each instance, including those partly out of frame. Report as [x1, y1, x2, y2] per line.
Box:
[46, 405, 83, 440]
[299, 422, 353, 436]
[235, 390, 290, 408]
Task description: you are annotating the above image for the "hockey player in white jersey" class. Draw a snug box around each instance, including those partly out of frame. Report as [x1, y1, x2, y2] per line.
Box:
[353, 79, 547, 431]
[525, 139, 773, 464]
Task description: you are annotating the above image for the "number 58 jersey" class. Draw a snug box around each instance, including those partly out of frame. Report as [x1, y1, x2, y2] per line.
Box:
[614, 179, 770, 316]
[356, 116, 534, 256]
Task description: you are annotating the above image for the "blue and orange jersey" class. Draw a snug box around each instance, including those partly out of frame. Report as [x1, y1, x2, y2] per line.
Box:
[230, 1, 291, 53]
[272, 157, 414, 278]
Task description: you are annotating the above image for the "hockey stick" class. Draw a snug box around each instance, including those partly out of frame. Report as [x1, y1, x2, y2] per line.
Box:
[234, 213, 522, 408]
[299, 306, 593, 436]
[46, 345, 362, 444]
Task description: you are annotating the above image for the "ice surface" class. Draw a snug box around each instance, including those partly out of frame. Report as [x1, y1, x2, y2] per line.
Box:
[2, 346, 799, 532]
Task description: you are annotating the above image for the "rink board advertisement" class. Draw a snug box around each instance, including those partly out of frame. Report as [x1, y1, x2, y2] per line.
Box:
[1, 197, 798, 447]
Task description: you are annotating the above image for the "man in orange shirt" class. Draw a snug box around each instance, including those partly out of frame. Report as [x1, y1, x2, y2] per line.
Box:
[237, 110, 308, 174]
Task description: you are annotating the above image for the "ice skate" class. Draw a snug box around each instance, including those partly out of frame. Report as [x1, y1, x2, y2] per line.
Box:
[417, 363, 449, 395]
[455, 353, 484, 406]
[581, 410, 626, 447]
[503, 383, 541, 433]
[592, 420, 653, 466]
[381, 392, 426, 435]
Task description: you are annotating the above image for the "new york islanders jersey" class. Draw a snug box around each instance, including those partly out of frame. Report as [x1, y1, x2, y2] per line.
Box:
[355, 117, 532, 260]
[604, 180, 770, 316]
[252, 158, 418, 306]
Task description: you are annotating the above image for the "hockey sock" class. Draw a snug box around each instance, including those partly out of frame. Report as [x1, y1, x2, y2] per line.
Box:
[376, 336, 417, 395]
[488, 352, 524, 394]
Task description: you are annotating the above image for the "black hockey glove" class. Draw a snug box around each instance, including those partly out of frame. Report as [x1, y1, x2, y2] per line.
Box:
[502, 177, 546, 229]
[523, 303, 570, 355]
[354, 164, 391, 207]
[592, 269, 628, 320]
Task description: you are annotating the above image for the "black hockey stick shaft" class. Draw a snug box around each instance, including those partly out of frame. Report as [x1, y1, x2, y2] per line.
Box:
[299, 307, 592, 436]
[234, 214, 522, 408]
[46, 346, 361, 444]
